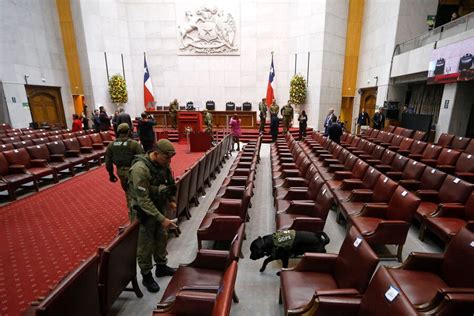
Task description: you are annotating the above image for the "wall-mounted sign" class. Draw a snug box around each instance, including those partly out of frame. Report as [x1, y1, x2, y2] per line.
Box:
[427, 36, 474, 84]
[11, 97, 16, 103]
[444, 99, 449, 109]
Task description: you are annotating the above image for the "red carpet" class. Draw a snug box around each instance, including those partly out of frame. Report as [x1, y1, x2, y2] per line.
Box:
[0, 143, 202, 315]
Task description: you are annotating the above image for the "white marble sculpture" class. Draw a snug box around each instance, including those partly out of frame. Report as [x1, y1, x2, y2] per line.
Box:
[177, 5, 239, 55]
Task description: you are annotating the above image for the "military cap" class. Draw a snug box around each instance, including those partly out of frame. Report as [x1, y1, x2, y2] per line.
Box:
[117, 123, 129, 134]
[156, 139, 176, 157]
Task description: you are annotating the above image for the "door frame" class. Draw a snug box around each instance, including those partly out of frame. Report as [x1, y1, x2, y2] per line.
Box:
[25, 85, 67, 128]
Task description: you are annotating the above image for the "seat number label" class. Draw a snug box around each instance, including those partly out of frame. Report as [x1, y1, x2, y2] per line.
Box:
[385, 286, 400, 301]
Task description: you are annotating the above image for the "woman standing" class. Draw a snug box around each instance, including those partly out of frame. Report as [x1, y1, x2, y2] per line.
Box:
[72, 114, 83, 132]
[298, 110, 308, 140]
[229, 114, 241, 151]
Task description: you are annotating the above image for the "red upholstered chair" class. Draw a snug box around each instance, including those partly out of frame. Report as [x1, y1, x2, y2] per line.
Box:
[99, 131, 114, 146]
[197, 214, 245, 249]
[48, 135, 63, 142]
[0, 143, 14, 152]
[412, 130, 426, 141]
[208, 183, 253, 221]
[24, 255, 101, 316]
[437, 133, 455, 147]
[369, 148, 396, 168]
[2, 136, 21, 144]
[279, 227, 379, 315]
[455, 152, 474, 182]
[20, 134, 35, 141]
[326, 159, 369, 190]
[349, 139, 370, 155]
[26, 144, 73, 177]
[386, 125, 396, 133]
[420, 193, 474, 245]
[157, 231, 244, 309]
[400, 128, 414, 138]
[396, 159, 426, 188]
[307, 266, 418, 316]
[97, 221, 143, 316]
[392, 137, 413, 154]
[359, 143, 384, 161]
[0, 152, 36, 200]
[466, 139, 474, 155]
[338, 176, 398, 223]
[13, 139, 34, 149]
[77, 135, 104, 162]
[63, 137, 100, 166]
[319, 152, 358, 182]
[386, 228, 474, 315]
[451, 136, 470, 151]
[275, 175, 325, 213]
[384, 153, 409, 179]
[3, 148, 57, 186]
[406, 140, 428, 159]
[153, 261, 239, 316]
[381, 133, 402, 148]
[351, 186, 421, 261]
[393, 127, 404, 135]
[62, 132, 75, 139]
[422, 148, 461, 174]
[276, 185, 334, 232]
[400, 165, 447, 192]
[175, 169, 192, 219]
[46, 140, 89, 172]
[273, 164, 319, 195]
[415, 175, 473, 223]
[331, 167, 382, 204]
[32, 137, 49, 145]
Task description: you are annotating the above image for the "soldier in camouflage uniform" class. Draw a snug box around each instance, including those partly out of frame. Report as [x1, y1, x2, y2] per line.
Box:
[258, 98, 267, 134]
[280, 101, 294, 134]
[169, 99, 179, 129]
[127, 139, 178, 293]
[270, 99, 279, 118]
[203, 109, 213, 134]
[105, 123, 144, 206]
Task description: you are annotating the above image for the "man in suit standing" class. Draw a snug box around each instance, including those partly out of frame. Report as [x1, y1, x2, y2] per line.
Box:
[373, 107, 385, 130]
[357, 108, 370, 134]
[323, 108, 336, 136]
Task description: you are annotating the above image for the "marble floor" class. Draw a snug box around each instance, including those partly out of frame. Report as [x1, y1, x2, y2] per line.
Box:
[111, 143, 442, 315]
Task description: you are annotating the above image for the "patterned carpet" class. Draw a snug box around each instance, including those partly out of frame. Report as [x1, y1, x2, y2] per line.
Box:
[0, 143, 202, 315]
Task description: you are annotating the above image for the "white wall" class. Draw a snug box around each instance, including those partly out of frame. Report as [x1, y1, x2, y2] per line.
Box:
[0, 0, 74, 128]
[449, 81, 474, 137]
[436, 83, 457, 139]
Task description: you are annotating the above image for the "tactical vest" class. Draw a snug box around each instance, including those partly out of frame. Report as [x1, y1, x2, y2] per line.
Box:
[283, 106, 293, 116]
[110, 138, 136, 168]
[272, 230, 296, 257]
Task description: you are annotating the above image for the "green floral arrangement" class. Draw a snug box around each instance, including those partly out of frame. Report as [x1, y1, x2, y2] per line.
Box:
[108, 74, 128, 104]
[289, 74, 307, 105]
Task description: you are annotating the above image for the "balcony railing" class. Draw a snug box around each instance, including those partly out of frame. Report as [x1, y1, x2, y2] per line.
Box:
[395, 12, 474, 55]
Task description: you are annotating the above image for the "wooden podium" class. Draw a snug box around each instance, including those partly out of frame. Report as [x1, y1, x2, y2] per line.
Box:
[188, 132, 212, 152]
[178, 111, 203, 141]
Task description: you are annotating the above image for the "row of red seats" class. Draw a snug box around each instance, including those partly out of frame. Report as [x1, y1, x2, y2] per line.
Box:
[384, 125, 426, 140]
[0, 132, 113, 200]
[0, 129, 98, 146]
[276, 134, 474, 315]
[153, 137, 262, 315]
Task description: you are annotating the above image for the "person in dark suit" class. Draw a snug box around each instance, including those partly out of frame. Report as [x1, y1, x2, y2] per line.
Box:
[328, 116, 343, 144]
[373, 107, 385, 130]
[357, 108, 370, 126]
[323, 108, 336, 136]
[137, 112, 156, 152]
[116, 107, 133, 130]
[99, 106, 111, 131]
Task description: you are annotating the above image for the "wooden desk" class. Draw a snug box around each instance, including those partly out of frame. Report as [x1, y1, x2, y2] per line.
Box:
[146, 110, 257, 129]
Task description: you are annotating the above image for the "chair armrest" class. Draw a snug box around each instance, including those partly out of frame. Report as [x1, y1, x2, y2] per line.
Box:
[388, 145, 400, 151]
[313, 296, 361, 315]
[180, 285, 220, 292]
[348, 189, 373, 202]
[437, 165, 455, 174]
[397, 149, 410, 155]
[420, 158, 437, 167]
[339, 179, 363, 190]
[282, 169, 301, 177]
[187, 249, 229, 270]
[92, 143, 104, 149]
[155, 290, 216, 313]
[395, 252, 444, 273]
[293, 253, 338, 272]
[416, 190, 439, 202]
[314, 289, 360, 297]
[366, 159, 382, 165]
[408, 153, 423, 161]
[66, 150, 80, 157]
[398, 179, 420, 191]
[357, 204, 389, 218]
[282, 188, 310, 200]
[386, 171, 403, 181]
[328, 164, 345, 172]
[212, 200, 243, 217]
[220, 187, 245, 199]
[31, 159, 48, 167]
[374, 164, 392, 172]
[333, 171, 352, 180]
[284, 177, 308, 187]
[283, 201, 316, 216]
[8, 164, 27, 174]
[50, 154, 65, 162]
[80, 146, 93, 153]
[430, 203, 465, 218]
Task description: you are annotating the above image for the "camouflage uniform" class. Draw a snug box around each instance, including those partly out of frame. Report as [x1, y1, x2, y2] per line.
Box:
[127, 145, 176, 276]
[281, 103, 294, 134]
[105, 123, 144, 206]
[270, 101, 279, 118]
[204, 110, 213, 134]
[169, 99, 178, 129]
[258, 99, 267, 133]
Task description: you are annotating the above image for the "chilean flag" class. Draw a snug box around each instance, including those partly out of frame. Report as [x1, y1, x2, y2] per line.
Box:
[144, 54, 155, 110]
[265, 55, 275, 106]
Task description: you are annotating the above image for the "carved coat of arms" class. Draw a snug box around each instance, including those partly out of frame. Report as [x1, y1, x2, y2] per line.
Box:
[177, 5, 239, 55]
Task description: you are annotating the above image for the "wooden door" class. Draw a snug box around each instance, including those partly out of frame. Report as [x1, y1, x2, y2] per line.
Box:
[360, 88, 378, 124]
[26, 85, 66, 128]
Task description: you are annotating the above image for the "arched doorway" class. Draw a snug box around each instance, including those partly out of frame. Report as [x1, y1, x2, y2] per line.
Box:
[26, 85, 66, 128]
[360, 88, 378, 126]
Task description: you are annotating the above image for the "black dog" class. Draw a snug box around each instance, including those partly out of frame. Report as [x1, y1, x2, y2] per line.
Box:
[250, 230, 330, 272]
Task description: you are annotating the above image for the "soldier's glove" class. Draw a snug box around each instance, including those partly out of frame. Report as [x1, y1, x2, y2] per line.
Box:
[109, 174, 118, 182]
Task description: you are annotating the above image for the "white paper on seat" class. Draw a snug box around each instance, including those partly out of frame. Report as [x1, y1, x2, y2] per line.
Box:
[385, 286, 399, 302]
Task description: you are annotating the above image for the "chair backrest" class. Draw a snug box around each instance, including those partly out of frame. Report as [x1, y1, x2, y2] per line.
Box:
[334, 227, 379, 293]
[206, 100, 215, 110]
[0, 143, 14, 152]
[176, 170, 191, 217]
[410, 140, 427, 155]
[63, 138, 81, 151]
[371, 145, 385, 160]
[398, 137, 413, 151]
[393, 127, 404, 135]
[187, 161, 199, 203]
[437, 133, 455, 147]
[307, 176, 326, 200]
[312, 186, 334, 220]
[361, 167, 382, 189]
[390, 134, 404, 147]
[412, 130, 426, 141]
[402, 159, 426, 181]
[386, 186, 421, 222]
[242, 102, 252, 111]
[464, 193, 474, 220]
[89, 133, 103, 144]
[372, 176, 398, 203]
[100, 131, 114, 142]
[27, 144, 51, 161]
[227, 223, 246, 264]
[419, 166, 447, 190]
[380, 149, 396, 165]
[400, 128, 414, 138]
[13, 140, 34, 149]
[212, 261, 238, 316]
[442, 227, 474, 288]
[362, 141, 375, 155]
[391, 154, 409, 172]
[32, 255, 101, 316]
[351, 160, 369, 179]
[32, 138, 49, 145]
[3, 148, 32, 168]
[0, 152, 9, 176]
[451, 136, 470, 151]
[387, 125, 396, 133]
[438, 175, 473, 204]
[382, 132, 394, 143]
[77, 135, 93, 147]
[98, 221, 140, 315]
[20, 134, 35, 141]
[437, 148, 461, 165]
[358, 267, 417, 316]
[46, 141, 67, 156]
[455, 152, 474, 173]
[465, 139, 474, 155]
[2, 136, 21, 144]
[422, 144, 443, 160]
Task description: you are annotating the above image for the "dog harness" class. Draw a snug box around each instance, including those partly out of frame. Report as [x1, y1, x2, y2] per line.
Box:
[272, 230, 296, 257]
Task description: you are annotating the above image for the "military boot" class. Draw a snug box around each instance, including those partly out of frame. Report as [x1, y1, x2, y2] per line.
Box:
[155, 264, 177, 277]
[142, 272, 160, 293]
